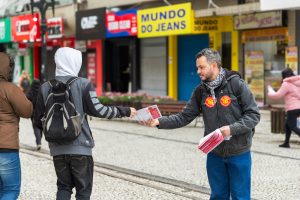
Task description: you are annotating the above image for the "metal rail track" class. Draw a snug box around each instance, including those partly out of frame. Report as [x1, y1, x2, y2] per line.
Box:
[20, 144, 210, 200]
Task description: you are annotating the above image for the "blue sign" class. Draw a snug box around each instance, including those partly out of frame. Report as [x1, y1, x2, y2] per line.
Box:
[106, 9, 137, 38]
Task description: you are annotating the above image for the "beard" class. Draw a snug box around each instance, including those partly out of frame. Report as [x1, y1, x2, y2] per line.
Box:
[203, 71, 215, 82]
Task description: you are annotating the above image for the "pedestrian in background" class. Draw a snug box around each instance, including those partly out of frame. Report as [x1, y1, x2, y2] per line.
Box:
[18, 70, 31, 94]
[142, 48, 260, 200]
[0, 52, 33, 199]
[34, 47, 137, 200]
[26, 79, 42, 150]
[268, 67, 300, 148]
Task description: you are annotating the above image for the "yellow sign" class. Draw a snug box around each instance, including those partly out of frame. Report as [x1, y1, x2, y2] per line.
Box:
[137, 3, 193, 38]
[241, 27, 288, 43]
[193, 16, 233, 34]
[285, 46, 298, 74]
[193, 17, 223, 33]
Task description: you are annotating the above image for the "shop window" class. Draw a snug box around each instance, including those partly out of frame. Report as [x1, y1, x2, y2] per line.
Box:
[276, 41, 287, 57]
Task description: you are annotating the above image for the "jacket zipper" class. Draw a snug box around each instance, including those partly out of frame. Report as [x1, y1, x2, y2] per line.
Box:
[219, 89, 228, 157]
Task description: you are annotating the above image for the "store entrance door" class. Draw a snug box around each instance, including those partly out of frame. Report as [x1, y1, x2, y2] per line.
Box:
[104, 38, 138, 93]
[178, 34, 209, 101]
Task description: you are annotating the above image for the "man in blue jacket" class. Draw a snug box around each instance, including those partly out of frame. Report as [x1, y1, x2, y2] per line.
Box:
[34, 47, 136, 200]
[144, 48, 260, 200]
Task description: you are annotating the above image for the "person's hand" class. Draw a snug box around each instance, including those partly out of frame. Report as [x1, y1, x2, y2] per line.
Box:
[267, 85, 275, 94]
[129, 107, 137, 118]
[140, 118, 159, 127]
[219, 125, 231, 137]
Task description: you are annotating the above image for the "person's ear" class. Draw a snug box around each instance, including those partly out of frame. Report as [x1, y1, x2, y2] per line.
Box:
[212, 62, 218, 69]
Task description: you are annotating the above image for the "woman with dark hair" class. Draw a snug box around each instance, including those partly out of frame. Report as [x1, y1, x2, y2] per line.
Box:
[268, 68, 300, 148]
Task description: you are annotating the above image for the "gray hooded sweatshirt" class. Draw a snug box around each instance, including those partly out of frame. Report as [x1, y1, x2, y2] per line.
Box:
[34, 47, 131, 156]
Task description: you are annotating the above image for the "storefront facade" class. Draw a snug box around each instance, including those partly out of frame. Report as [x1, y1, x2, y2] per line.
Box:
[235, 11, 288, 106]
[137, 3, 193, 98]
[76, 7, 106, 95]
[10, 13, 41, 82]
[176, 16, 238, 101]
[104, 9, 139, 93]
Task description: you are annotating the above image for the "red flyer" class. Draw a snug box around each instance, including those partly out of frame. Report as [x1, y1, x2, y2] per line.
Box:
[147, 105, 162, 120]
[198, 129, 224, 154]
[134, 105, 162, 121]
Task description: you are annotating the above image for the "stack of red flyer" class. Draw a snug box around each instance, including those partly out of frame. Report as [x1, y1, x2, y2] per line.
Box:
[198, 129, 224, 154]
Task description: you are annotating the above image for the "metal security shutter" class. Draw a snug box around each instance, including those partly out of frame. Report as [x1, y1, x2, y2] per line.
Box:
[139, 37, 167, 96]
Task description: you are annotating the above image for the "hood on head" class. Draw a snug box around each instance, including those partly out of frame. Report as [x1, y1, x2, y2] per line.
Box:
[55, 47, 82, 77]
[283, 75, 300, 87]
[0, 52, 13, 81]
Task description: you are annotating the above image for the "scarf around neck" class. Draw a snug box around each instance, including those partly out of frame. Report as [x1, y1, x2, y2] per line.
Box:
[203, 68, 225, 101]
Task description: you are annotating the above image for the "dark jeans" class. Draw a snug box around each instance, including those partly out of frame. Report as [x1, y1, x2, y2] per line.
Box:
[207, 151, 251, 200]
[284, 109, 300, 144]
[53, 155, 94, 200]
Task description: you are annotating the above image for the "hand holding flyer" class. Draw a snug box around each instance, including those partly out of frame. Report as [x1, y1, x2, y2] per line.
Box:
[198, 129, 224, 154]
[134, 105, 162, 121]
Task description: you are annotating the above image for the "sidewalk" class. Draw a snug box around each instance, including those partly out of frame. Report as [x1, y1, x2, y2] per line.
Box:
[19, 149, 191, 200]
[18, 109, 300, 200]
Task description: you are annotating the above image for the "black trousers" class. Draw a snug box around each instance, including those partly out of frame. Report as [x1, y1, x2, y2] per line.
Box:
[284, 109, 300, 144]
[31, 117, 42, 145]
[53, 155, 94, 200]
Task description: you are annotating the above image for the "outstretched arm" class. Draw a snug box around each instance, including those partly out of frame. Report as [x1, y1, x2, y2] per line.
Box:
[142, 89, 201, 129]
[83, 83, 136, 118]
[267, 82, 289, 100]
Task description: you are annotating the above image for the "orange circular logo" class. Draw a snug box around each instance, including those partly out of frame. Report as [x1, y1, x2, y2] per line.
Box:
[205, 96, 216, 108]
[220, 95, 231, 107]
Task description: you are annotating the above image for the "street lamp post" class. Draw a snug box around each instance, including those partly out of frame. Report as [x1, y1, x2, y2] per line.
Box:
[30, 0, 55, 83]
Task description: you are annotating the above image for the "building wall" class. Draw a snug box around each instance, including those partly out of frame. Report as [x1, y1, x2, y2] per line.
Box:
[45, 4, 77, 37]
[288, 10, 296, 46]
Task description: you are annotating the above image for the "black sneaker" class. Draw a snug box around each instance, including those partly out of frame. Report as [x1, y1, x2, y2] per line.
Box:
[36, 145, 41, 151]
[279, 143, 290, 148]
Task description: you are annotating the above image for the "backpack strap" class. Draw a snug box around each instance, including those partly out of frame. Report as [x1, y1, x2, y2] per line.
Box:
[65, 77, 83, 122]
[66, 77, 79, 88]
[48, 79, 58, 88]
[225, 70, 242, 107]
[65, 77, 79, 102]
[195, 85, 203, 111]
[227, 76, 242, 107]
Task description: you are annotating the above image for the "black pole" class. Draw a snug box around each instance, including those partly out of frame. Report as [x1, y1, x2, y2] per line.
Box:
[41, 14, 47, 83]
[30, 0, 55, 83]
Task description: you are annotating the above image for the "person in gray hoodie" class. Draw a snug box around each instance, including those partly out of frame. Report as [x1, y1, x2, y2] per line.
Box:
[142, 48, 260, 200]
[34, 47, 136, 200]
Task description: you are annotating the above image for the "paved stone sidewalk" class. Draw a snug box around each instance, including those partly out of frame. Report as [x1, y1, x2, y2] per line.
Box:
[18, 110, 300, 200]
[19, 150, 193, 200]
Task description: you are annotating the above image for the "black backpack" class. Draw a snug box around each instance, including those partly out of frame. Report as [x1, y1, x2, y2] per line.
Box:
[42, 77, 82, 143]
